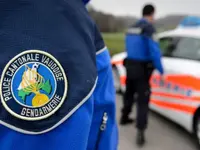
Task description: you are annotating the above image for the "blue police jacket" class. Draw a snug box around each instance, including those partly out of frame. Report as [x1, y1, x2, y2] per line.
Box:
[126, 18, 164, 74]
[0, 0, 118, 150]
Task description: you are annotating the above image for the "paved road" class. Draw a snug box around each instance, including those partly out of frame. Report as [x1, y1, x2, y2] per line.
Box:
[116, 94, 199, 150]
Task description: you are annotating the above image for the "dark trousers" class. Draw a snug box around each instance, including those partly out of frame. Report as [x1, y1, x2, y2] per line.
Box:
[122, 59, 153, 130]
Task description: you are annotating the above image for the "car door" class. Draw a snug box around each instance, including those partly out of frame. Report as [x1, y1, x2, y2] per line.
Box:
[150, 36, 200, 131]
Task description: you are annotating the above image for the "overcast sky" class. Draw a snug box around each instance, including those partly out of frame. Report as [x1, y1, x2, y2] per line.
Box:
[90, 0, 200, 18]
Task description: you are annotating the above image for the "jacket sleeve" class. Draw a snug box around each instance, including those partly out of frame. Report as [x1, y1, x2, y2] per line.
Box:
[87, 26, 118, 150]
[148, 38, 164, 75]
[139, 22, 164, 75]
[143, 24, 164, 75]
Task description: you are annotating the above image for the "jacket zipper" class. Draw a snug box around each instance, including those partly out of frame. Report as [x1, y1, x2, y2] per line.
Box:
[95, 112, 108, 150]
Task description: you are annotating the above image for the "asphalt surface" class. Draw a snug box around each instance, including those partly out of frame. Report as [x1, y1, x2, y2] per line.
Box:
[116, 94, 199, 150]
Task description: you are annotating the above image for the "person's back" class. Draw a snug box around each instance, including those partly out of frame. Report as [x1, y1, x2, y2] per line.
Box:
[0, 0, 118, 150]
[126, 19, 156, 61]
[121, 4, 163, 147]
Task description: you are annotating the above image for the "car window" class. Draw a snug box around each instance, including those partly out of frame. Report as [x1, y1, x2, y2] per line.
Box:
[172, 37, 200, 60]
[159, 37, 178, 57]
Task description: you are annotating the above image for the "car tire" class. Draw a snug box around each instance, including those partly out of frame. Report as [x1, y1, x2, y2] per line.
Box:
[194, 112, 200, 147]
[112, 66, 122, 94]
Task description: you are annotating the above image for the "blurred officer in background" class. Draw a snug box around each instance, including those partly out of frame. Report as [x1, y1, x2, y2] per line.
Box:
[0, 0, 118, 150]
[120, 4, 164, 146]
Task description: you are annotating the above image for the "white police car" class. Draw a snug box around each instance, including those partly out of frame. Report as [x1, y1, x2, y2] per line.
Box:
[112, 16, 200, 145]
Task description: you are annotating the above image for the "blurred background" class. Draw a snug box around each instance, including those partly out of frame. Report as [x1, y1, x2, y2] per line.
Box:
[88, 0, 199, 56]
[88, 0, 200, 150]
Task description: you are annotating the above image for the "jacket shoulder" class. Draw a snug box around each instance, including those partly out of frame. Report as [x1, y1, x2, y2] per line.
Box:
[134, 19, 156, 37]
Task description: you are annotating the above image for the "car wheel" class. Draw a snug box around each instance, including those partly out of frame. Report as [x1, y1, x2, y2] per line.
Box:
[112, 66, 122, 93]
[194, 112, 200, 146]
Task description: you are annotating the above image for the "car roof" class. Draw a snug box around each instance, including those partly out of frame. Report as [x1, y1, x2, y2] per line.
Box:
[158, 27, 200, 39]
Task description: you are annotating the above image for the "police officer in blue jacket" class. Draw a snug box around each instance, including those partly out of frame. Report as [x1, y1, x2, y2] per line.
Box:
[120, 4, 164, 146]
[0, 0, 118, 150]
